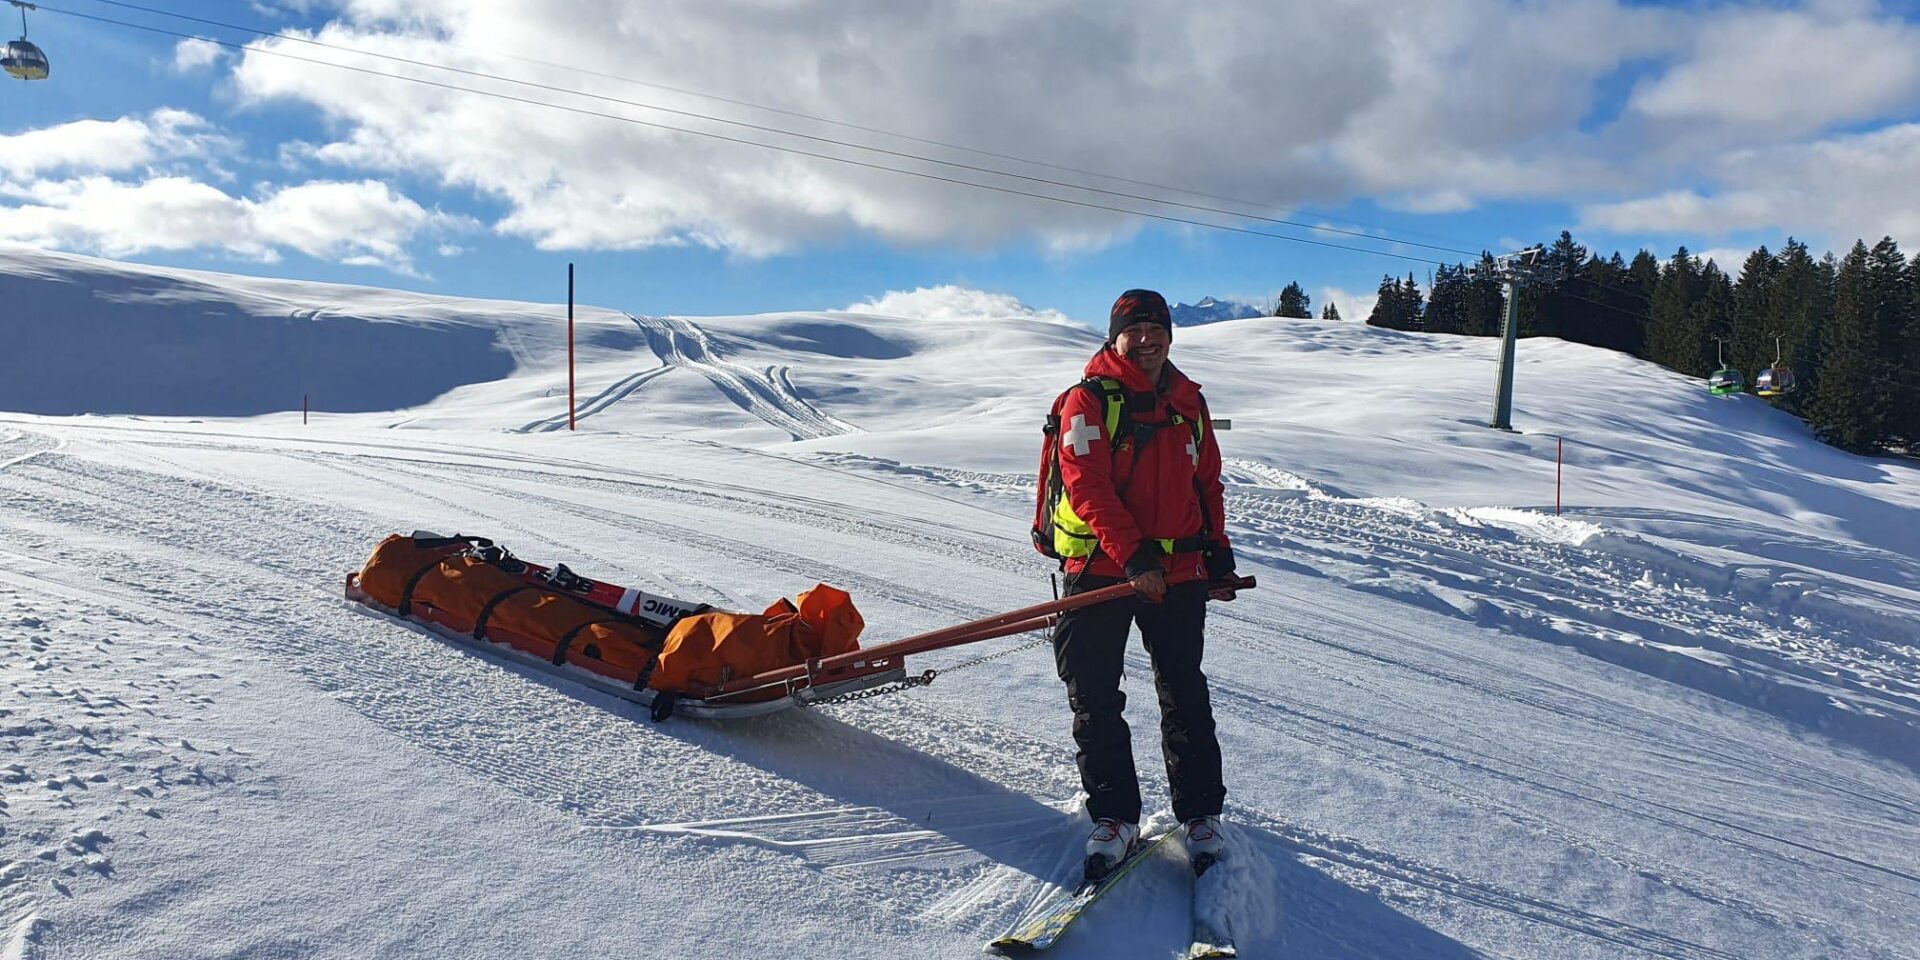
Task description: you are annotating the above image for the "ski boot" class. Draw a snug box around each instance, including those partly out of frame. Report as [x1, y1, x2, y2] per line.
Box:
[1184, 816, 1225, 876]
[1083, 818, 1141, 883]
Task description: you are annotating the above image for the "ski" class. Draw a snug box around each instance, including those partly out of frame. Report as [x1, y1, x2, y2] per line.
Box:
[1183, 853, 1237, 959]
[989, 830, 1177, 953]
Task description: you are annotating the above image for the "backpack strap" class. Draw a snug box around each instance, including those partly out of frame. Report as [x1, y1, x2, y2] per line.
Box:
[1036, 378, 1128, 562]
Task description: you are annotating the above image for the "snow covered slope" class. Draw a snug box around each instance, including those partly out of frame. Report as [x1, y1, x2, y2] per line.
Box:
[2, 248, 1917, 959]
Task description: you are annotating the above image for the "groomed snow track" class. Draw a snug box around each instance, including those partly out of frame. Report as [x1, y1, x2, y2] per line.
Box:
[0, 420, 1915, 960]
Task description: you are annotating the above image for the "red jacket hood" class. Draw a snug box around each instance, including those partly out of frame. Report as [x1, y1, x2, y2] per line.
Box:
[1083, 347, 1204, 415]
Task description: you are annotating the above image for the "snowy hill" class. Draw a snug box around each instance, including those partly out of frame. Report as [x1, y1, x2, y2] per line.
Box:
[2, 247, 1918, 959]
[1170, 295, 1268, 326]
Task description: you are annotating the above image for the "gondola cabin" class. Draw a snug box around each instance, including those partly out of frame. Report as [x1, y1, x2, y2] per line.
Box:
[2, 37, 46, 80]
[1755, 364, 1796, 397]
[1708, 367, 1745, 396]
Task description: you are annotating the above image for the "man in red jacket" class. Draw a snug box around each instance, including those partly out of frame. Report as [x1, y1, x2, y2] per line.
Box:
[1049, 288, 1235, 880]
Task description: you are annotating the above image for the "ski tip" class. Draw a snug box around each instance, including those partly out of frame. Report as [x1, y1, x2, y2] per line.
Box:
[1182, 947, 1237, 960]
[1191, 851, 1219, 877]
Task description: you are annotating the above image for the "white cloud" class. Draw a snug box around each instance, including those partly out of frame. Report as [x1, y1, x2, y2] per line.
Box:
[1580, 123, 1920, 244]
[20, 1, 1920, 264]
[172, 39, 223, 72]
[1694, 248, 1758, 275]
[1627, 6, 1920, 141]
[0, 112, 457, 272]
[0, 110, 222, 179]
[0, 174, 459, 273]
[844, 286, 1073, 327]
[215, 0, 1707, 257]
[1318, 286, 1378, 323]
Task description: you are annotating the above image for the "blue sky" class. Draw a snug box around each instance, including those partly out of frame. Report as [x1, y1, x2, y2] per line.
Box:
[3, 0, 1918, 326]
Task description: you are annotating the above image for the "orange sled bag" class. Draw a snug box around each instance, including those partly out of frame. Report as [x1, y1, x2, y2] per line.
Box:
[351, 533, 864, 704]
[353, 534, 669, 687]
[650, 584, 865, 697]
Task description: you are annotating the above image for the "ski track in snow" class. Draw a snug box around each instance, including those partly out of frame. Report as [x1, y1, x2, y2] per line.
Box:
[0, 429, 62, 472]
[514, 364, 678, 434]
[0, 423, 1916, 958]
[817, 451, 1920, 775]
[632, 314, 862, 440]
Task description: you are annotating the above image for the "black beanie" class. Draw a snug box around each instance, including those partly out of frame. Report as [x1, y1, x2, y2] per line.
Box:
[1108, 289, 1172, 342]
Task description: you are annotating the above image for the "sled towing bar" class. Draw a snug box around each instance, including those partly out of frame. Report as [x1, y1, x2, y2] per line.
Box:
[700, 575, 1257, 704]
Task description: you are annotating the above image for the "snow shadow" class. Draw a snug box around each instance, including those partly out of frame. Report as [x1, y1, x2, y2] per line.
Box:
[761, 320, 912, 360]
[3, 277, 512, 416]
[612, 704, 1076, 874]
[1261, 853, 1483, 959]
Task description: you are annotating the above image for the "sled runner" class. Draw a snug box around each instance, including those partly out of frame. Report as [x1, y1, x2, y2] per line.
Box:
[346, 532, 1254, 720]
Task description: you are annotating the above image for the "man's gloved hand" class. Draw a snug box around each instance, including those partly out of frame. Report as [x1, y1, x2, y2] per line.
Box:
[1125, 541, 1168, 603]
[1204, 543, 1237, 582]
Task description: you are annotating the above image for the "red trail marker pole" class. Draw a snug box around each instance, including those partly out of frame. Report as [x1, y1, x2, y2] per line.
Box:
[567, 263, 576, 432]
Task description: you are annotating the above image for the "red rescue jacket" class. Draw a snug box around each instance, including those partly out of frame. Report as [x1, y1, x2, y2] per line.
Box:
[1057, 347, 1229, 580]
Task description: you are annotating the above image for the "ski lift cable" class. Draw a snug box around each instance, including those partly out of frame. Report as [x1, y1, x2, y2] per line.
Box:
[86, 0, 1486, 254]
[1539, 286, 1662, 325]
[1544, 290, 1920, 395]
[38, 3, 1458, 268]
[1562, 272, 1655, 307]
[60, 0, 1488, 261]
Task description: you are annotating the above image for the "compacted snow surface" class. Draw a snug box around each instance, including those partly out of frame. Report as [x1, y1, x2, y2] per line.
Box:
[2, 247, 1918, 959]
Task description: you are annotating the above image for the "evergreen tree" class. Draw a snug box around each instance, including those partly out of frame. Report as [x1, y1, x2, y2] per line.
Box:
[1867, 238, 1912, 448]
[1646, 247, 1708, 375]
[1402, 273, 1426, 330]
[1811, 242, 1888, 451]
[1366, 274, 1404, 330]
[1321, 302, 1341, 321]
[1529, 231, 1589, 340]
[1901, 256, 1920, 447]
[1730, 247, 1779, 380]
[1694, 264, 1735, 380]
[1463, 253, 1506, 337]
[1766, 240, 1829, 415]
[1424, 264, 1467, 335]
[1276, 281, 1312, 319]
[1585, 252, 1647, 355]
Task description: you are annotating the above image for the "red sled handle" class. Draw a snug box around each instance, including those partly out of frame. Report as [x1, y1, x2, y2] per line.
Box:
[698, 575, 1256, 700]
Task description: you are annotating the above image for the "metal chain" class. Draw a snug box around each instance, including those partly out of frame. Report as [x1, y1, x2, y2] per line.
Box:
[802, 669, 937, 707]
[940, 632, 1054, 673]
[803, 631, 1054, 708]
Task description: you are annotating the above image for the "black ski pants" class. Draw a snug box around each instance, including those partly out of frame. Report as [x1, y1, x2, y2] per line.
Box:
[1051, 575, 1224, 825]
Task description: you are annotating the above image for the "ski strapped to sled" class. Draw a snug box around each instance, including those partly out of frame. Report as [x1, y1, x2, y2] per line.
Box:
[346, 531, 1255, 720]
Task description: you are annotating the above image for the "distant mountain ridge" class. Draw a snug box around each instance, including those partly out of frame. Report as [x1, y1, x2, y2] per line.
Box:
[1170, 296, 1266, 326]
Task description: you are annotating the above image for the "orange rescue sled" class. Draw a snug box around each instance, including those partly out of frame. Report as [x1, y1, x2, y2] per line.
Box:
[345, 532, 1255, 719]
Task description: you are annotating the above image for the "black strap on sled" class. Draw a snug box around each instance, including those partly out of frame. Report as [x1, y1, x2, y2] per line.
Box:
[397, 557, 449, 618]
[551, 616, 623, 667]
[397, 535, 490, 617]
[408, 534, 491, 550]
[471, 585, 538, 641]
[636, 604, 713, 693]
